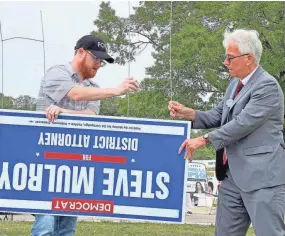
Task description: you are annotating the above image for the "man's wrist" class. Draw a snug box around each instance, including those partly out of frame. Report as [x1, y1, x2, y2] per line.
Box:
[112, 88, 121, 96]
[203, 133, 210, 144]
[186, 108, 196, 121]
[61, 108, 67, 113]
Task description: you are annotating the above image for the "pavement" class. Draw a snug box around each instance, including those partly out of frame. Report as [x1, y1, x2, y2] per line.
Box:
[0, 207, 217, 225]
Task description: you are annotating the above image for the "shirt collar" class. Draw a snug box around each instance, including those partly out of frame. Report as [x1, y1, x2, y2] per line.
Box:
[65, 62, 92, 86]
[241, 65, 259, 85]
[65, 62, 77, 76]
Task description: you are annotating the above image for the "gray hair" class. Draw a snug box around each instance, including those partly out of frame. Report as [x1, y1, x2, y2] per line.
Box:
[223, 29, 263, 64]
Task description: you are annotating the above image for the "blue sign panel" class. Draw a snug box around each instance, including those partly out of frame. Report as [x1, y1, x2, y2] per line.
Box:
[0, 110, 190, 223]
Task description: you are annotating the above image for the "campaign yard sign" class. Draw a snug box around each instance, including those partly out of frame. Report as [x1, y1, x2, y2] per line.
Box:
[0, 110, 190, 223]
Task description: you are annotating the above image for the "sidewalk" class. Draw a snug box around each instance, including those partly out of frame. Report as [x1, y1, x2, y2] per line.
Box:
[1, 210, 217, 225]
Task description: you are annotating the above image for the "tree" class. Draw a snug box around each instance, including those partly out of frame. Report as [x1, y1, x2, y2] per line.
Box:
[13, 95, 36, 111]
[92, 1, 285, 113]
[0, 93, 14, 109]
[100, 97, 121, 116]
[116, 78, 170, 118]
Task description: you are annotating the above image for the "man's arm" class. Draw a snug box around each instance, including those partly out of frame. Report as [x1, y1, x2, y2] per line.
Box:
[193, 99, 224, 129]
[61, 109, 96, 115]
[169, 99, 224, 129]
[45, 92, 101, 122]
[66, 87, 121, 101]
[208, 78, 280, 150]
[45, 105, 96, 122]
[44, 67, 139, 104]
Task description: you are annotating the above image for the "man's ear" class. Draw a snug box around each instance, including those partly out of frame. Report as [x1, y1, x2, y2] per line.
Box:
[247, 54, 255, 66]
[76, 48, 86, 58]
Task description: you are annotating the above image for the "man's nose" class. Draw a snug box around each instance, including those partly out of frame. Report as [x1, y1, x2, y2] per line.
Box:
[223, 58, 229, 66]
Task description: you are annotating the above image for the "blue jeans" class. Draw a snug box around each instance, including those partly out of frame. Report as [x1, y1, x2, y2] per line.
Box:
[31, 215, 77, 236]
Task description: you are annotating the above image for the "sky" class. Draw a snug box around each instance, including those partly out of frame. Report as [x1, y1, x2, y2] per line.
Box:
[0, 1, 155, 98]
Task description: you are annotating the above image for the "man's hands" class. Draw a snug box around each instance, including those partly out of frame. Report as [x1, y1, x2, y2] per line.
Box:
[169, 101, 207, 160]
[117, 77, 140, 96]
[45, 105, 66, 123]
[168, 101, 196, 120]
[178, 137, 208, 160]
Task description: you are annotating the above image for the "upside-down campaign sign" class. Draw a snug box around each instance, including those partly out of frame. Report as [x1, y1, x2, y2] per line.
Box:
[0, 110, 190, 223]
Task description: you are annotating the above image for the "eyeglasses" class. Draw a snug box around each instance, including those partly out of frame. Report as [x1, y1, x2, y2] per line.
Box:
[86, 50, 106, 67]
[225, 54, 249, 64]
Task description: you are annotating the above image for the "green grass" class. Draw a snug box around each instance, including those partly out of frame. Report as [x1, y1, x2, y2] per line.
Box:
[0, 221, 256, 236]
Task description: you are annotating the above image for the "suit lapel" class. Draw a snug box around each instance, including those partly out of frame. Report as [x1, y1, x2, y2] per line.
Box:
[228, 66, 264, 111]
[221, 79, 239, 125]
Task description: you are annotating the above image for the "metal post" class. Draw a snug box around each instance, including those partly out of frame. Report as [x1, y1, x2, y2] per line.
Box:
[0, 11, 46, 110]
[0, 21, 4, 108]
